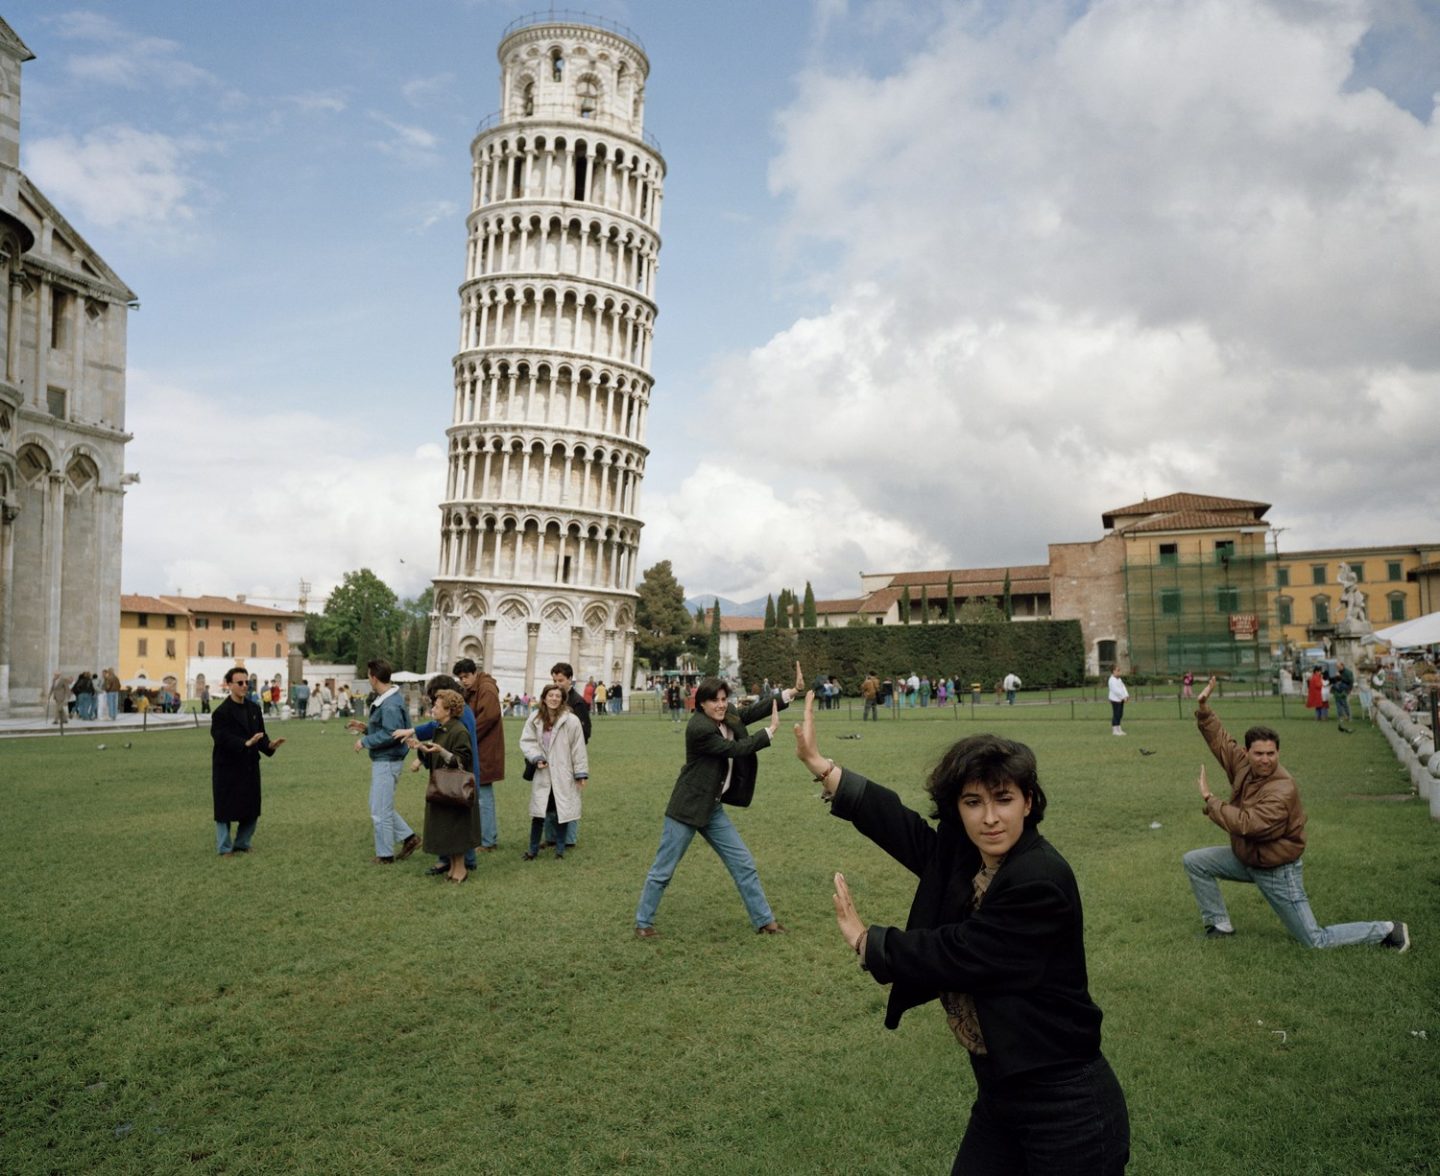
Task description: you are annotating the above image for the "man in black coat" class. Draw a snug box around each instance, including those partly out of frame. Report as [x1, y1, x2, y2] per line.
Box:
[210, 666, 284, 856]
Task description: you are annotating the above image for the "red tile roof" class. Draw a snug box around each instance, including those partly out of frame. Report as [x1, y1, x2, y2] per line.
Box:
[1117, 510, 1272, 535]
[1102, 493, 1270, 529]
[159, 594, 302, 619]
[120, 594, 190, 616]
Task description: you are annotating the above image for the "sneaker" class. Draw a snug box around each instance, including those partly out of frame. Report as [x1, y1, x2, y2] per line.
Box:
[1202, 925, 1234, 939]
[1381, 922, 1410, 953]
[1113, 728, 1126, 736]
[634, 926, 659, 939]
[397, 834, 420, 861]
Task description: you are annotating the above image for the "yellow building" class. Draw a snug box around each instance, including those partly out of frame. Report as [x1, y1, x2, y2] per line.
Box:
[118, 595, 190, 686]
[1272, 544, 1440, 649]
[118, 593, 302, 698]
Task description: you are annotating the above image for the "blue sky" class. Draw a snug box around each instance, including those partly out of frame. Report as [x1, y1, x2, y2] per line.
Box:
[11, 0, 1440, 609]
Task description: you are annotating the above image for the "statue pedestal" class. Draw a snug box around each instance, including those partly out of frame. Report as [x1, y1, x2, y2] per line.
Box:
[1332, 619, 1374, 669]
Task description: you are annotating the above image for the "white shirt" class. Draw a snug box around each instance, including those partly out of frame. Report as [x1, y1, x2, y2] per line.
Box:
[1107, 675, 1129, 703]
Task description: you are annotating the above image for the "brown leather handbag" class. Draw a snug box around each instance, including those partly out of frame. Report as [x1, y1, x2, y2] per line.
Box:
[426, 766, 476, 808]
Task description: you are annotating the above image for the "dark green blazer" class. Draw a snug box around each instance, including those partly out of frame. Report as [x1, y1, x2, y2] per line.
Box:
[664, 696, 788, 827]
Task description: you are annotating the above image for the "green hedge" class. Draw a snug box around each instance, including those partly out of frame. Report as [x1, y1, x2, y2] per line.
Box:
[738, 622, 1085, 694]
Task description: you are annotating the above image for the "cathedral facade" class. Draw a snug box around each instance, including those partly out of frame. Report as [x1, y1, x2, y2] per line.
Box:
[0, 18, 136, 716]
[427, 15, 662, 695]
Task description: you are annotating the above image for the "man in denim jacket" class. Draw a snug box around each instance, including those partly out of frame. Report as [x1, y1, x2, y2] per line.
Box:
[347, 658, 419, 864]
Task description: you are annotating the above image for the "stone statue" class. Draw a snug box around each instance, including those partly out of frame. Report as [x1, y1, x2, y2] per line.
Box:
[1336, 562, 1368, 625]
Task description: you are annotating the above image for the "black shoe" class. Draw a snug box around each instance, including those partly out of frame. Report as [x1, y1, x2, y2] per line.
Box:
[1381, 922, 1410, 952]
[425, 864, 447, 876]
[1201, 925, 1235, 939]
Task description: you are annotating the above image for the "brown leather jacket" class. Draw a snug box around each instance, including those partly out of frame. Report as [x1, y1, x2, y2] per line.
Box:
[1196, 705, 1306, 868]
[465, 672, 505, 784]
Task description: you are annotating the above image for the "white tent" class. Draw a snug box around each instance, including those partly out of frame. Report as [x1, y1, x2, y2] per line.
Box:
[1372, 610, 1440, 648]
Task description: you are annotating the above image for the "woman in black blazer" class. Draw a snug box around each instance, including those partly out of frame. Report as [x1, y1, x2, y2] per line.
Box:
[795, 694, 1129, 1174]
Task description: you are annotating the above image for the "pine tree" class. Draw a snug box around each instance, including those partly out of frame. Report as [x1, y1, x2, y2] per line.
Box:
[946, 574, 956, 624]
[704, 599, 722, 677]
[803, 581, 817, 629]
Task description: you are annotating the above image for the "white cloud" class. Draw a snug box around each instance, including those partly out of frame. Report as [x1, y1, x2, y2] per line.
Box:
[121, 372, 446, 604]
[675, 0, 1440, 596]
[410, 199, 461, 233]
[400, 73, 457, 108]
[640, 461, 947, 600]
[24, 126, 199, 230]
[288, 90, 348, 115]
[54, 11, 217, 91]
[368, 111, 441, 157]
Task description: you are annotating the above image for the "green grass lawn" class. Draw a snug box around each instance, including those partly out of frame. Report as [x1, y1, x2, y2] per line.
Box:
[2, 704, 1436, 1174]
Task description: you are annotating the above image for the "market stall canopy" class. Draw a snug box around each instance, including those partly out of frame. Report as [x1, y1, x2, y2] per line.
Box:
[1372, 610, 1440, 648]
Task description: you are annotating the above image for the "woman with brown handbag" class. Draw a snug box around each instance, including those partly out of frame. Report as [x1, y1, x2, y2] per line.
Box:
[406, 688, 477, 883]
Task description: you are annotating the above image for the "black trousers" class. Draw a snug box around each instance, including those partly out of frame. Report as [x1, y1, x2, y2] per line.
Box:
[955, 1054, 1129, 1175]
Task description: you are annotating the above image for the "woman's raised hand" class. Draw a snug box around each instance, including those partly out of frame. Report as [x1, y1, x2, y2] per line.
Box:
[833, 872, 866, 952]
[766, 699, 780, 739]
[793, 659, 805, 694]
[792, 690, 827, 776]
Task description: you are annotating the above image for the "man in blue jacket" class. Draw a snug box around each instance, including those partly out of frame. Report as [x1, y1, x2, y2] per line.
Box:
[347, 658, 418, 864]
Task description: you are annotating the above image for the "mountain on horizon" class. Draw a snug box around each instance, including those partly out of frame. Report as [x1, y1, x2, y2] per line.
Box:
[684, 594, 769, 618]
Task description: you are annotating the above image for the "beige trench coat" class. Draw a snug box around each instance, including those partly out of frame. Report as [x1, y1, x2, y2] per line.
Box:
[519, 710, 588, 824]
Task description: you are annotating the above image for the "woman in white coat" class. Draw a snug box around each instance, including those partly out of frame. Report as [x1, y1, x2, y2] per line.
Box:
[520, 683, 589, 860]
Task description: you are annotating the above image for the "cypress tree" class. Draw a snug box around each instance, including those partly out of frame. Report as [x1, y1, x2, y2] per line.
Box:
[946, 574, 956, 624]
[920, 585, 931, 624]
[764, 594, 777, 628]
[900, 585, 912, 625]
[803, 581, 817, 629]
[1003, 569, 1013, 620]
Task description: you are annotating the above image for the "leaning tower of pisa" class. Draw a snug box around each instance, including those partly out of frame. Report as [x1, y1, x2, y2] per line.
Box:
[428, 14, 663, 697]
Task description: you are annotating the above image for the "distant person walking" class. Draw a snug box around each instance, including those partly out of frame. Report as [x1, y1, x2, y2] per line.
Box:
[1305, 666, 1328, 721]
[1107, 666, 1129, 736]
[861, 672, 880, 721]
[1002, 671, 1021, 706]
[210, 666, 284, 857]
[48, 672, 70, 724]
[1181, 670, 1195, 700]
[1331, 661, 1354, 725]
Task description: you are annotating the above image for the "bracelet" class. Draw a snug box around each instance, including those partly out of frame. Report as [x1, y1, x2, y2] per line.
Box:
[812, 758, 837, 785]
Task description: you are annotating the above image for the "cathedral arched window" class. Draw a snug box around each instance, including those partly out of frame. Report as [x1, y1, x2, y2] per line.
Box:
[550, 49, 565, 82]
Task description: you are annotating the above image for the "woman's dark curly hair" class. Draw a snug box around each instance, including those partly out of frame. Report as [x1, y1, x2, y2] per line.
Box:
[924, 733, 1047, 827]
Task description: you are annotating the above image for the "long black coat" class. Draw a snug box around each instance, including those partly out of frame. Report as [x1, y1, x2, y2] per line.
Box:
[210, 697, 274, 822]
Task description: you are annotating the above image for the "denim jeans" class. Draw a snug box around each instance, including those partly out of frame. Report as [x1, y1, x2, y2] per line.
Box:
[1334, 694, 1352, 721]
[542, 812, 578, 847]
[635, 807, 774, 930]
[530, 816, 571, 856]
[956, 1054, 1129, 1175]
[106, 691, 119, 720]
[368, 759, 413, 857]
[215, 819, 257, 855]
[1006, 690, 1016, 706]
[1183, 845, 1391, 947]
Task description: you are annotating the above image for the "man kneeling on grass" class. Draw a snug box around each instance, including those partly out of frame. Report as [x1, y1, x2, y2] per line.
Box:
[1182, 675, 1410, 951]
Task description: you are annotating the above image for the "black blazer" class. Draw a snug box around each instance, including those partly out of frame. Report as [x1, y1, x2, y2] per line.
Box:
[831, 769, 1103, 1082]
[663, 696, 788, 827]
